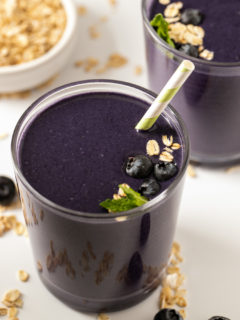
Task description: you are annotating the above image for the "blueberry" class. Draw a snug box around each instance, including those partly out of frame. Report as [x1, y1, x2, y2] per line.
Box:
[125, 155, 153, 178]
[154, 162, 178, 182]
[0, 176, 16, 206]
[181, 8, 204, 25]
[208, 317, 231, 320]
[178, 44, 199, 58]
[154, 308, 183, 320]
[139, 178, 161, 197]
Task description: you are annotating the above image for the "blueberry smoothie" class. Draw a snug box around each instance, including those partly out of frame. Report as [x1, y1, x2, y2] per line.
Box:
[143, 0, 240, 164]
[20, 92, 182, 213]
[12, 81, 189, 311]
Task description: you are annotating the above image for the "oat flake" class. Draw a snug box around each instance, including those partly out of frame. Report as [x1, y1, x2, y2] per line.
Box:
[18, 270, 29, 282]
[146, 140, 160, 156]
[162, 135, 173, 147]
[159, 0, 170, 5]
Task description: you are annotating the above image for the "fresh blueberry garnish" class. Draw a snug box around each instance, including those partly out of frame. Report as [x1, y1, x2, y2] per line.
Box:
[125, 155, 153, 178]
[0, 176, 16, 206]
[154, 308, 183, 320]
[154, 162, 178, 182]
[208, 317, 231, 320]
[181, 8, 204, 25]
[178, 44, 199, 58]
[127, 251, 143, 283]
[139, 178, 161, 197]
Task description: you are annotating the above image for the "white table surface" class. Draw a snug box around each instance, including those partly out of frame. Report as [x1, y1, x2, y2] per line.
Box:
[0, 1, 239, 319]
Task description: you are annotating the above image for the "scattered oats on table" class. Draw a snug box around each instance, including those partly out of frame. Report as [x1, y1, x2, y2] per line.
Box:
[158, 242, 187, 318]
[17, 270, 29, 282]
[96, 53, 127, 74]
[0, 91, 31, 100]
[74, 57, 99, 72]
[0, 214, 26, 237]
[84, 58, 99, 72]
[100, 16, 108, 22]
[225, 165, 240, 173]
[7, 307, 18, 318]
[134, 65, 143, 76]
[0, 307, 7, 316]
[187, 164, 197, 178]
[74, 60, 84, 68]
[89, 25, 100, 39]
[75, 53, 127, 74]
[98, 313, 110, 320]
[0, 133, 9, 140]
[14, 221, 26, 236]
[77, 5, 87, 16]
[2, 289, 23, 308]
[106, 53, 128, 68]
[109, 0, 117, 7]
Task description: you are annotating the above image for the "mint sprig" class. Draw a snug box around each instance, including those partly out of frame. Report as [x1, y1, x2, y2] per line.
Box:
[150, 13, 175, 48]
[100, 184, 148, 213]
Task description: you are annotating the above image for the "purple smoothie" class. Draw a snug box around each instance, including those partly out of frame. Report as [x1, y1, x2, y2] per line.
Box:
[143, 0, 240, 165]
[19, 92, 182, 213]
[12, 81, 189, 312]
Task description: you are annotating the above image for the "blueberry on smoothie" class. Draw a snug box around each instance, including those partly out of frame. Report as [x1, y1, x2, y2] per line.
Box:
[153, 308, 183, 320]
[154, 162, 178, 182]
[180, 8, 204, 25]
[178, 44, 199, 58]
[126, 155, 153, 178]
[139, 178, 161, 197]
[0, 176, 16, 206]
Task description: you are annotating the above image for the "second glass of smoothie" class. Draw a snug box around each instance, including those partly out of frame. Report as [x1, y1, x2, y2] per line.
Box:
[142, 0, 240, 165]
[11, 80, 189, 312]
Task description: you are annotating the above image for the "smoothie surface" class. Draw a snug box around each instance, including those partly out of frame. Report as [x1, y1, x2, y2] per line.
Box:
[19, 92, 183, 213]
[150, 0, 240, 62]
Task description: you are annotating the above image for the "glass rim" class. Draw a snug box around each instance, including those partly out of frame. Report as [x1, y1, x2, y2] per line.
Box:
[11, 79, 189, 220]
[142, 0, 240, 68]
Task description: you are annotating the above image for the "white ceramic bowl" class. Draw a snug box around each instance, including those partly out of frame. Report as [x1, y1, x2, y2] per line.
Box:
[0, 0, 77, 93]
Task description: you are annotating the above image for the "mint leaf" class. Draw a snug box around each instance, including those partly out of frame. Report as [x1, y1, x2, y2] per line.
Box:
[100, 184, 148, 213]
[99, 198, 139, 212]
[120, 184, 148, 207]
[150, 13, 175, 48]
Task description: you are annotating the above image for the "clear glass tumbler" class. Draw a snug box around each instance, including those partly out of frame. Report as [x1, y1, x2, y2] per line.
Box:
[142, 0, 240, 165]
[11, 80, 189, 312]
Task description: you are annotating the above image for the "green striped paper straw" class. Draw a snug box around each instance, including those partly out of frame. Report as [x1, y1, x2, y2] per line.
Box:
[135, 60, 195, 131]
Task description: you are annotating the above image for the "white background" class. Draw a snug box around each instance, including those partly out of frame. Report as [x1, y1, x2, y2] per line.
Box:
[0, 0, 240, 319]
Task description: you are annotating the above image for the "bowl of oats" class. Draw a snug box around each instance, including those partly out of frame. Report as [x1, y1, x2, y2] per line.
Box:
[0, 0, 77, 93]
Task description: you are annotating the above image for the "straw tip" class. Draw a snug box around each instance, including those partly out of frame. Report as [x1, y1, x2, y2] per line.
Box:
[182, 60, 195, 71]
